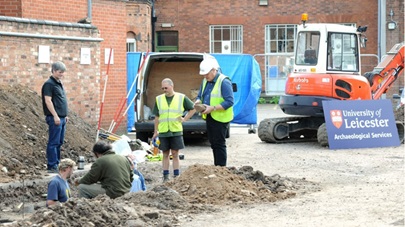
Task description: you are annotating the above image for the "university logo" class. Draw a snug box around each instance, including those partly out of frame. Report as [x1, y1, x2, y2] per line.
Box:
[330, 110, 343, 129]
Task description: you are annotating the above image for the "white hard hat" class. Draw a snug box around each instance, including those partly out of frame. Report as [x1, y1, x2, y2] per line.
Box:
[199, 54, 219, 75]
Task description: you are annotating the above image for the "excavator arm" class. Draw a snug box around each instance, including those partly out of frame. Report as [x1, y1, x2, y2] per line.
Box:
[364, 42, 404, 100]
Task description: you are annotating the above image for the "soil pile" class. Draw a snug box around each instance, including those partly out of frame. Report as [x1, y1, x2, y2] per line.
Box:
[167, 164, 297, 205]
[0, 84, 319, 226]
[0, 84, 95, 183]
[394, 105, 404, 122]
[10, 164, 317, 226]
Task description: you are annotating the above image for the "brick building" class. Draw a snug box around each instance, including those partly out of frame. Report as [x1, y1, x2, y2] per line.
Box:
[153, 0, 404, 97]
[0, 0, 152, 133]
[0, 0, 403, 133]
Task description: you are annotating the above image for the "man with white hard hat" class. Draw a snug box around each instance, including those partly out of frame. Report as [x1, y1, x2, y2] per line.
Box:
[195, 54, 234, 166]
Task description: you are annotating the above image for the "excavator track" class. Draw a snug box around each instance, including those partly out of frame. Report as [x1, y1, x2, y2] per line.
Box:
[258, 116, 325, 143]
[317, 123, 329, 147]
[395, 121, 404, 144]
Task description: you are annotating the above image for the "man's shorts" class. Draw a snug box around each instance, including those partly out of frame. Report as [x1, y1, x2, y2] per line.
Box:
[159, 136, 185, 151]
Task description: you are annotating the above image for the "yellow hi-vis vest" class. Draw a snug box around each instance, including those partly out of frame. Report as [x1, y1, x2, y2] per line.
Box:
[156, 92, 185, 133]
[201, 74, 233, 123]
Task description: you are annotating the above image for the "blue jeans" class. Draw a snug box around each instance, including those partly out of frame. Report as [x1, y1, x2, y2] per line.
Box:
[46, 116, 66, 170]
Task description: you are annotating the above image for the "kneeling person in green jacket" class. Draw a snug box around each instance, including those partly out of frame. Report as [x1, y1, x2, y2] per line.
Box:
[75, 140, 133, 199]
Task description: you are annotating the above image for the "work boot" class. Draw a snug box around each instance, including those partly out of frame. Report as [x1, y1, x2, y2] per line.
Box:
[47, 168, 58, 174]
[163, 174, 169, 183]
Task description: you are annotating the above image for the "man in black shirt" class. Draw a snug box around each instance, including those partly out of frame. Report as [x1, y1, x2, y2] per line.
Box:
[41, 61, 69, 173]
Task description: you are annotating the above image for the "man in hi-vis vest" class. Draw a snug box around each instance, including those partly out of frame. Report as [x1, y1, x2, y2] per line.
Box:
[152, 78, 196, 182]
[195, 54, 234, 166]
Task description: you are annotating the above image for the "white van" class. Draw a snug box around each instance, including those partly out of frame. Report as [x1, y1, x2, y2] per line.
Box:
[131, 52, 210, 142]
[127, 52, 261, 142]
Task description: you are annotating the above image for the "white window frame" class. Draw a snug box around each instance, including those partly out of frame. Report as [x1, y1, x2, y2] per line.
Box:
[127, 38, 136, 52]
[265, 24, 297, 54]
[209, 25, 243, 53]
[263, 24, 297, 96]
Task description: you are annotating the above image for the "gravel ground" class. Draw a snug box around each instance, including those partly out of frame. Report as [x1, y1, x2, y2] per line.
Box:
[1, 103, 403, 227]
[177, 104, 404, 227]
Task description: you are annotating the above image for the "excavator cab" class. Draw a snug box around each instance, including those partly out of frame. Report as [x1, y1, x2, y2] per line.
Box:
[294, 24, 363, 73]
[282, 21, 371, 117]
[258, 14, 385, 144]
[259, 13, 404, 145]
[259, 14, 404, 145]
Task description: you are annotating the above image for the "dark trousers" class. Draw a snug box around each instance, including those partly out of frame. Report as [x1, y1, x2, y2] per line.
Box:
[46, 116, 66, 170]
[206, 114, 229, 166]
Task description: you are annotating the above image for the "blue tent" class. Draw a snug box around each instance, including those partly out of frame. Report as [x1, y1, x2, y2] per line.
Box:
[126, 53, 262, 132]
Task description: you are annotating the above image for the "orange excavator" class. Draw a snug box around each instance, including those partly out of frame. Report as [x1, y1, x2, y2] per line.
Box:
[258, 14, 404, 146]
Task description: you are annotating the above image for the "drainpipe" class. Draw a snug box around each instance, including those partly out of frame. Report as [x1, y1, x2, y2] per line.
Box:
[151, 0, 156, 52]
[378, 0, 387, 61]
[88, 0, 92, 21]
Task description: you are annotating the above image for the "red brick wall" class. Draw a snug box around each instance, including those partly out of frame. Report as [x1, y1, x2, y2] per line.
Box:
[126, 2, 153, 52]
[0, 0, 149, 133]
[155, 0, 404, 98]
[154, 0, 380, 55]
[20, 0, 87, 22]
[0, 0, 21, 17]
[1, 0, 402, 131]
[385, 0, 404, 96]
[92, 0, 128, 132]
[0, 19, 101, 124]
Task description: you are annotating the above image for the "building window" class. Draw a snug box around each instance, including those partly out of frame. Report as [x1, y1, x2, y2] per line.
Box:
[209, 25, 243, 53]
[265, 24, 297, 54]
[127, 32, 137, 52]
[155, 31, 178, 52]
[263, 24, 297, 96]
[157, 31, 178, 46]
[127, 38, 136, 52]
[259, 0, 268, 6]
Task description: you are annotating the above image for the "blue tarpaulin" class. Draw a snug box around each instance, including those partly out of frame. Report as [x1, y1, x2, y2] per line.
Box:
[126, 53, 262, 132]
[126, 53, 142, 132]
[212, 54, 262, 125]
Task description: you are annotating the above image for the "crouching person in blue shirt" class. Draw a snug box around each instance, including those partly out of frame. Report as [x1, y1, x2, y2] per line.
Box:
[46, 158, 75, 206]
[126, 154, 147, 192]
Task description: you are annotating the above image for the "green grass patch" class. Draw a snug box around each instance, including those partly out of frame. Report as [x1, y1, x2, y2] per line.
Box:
[258, 96, 280, 104]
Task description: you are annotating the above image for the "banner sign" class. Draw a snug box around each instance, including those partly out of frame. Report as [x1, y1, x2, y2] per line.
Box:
[322, 99, 400, 149]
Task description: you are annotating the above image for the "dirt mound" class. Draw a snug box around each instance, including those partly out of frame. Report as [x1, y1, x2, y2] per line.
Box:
[0, 84, 320, 226]
[394, 105, 404, 122]
[167, 164, 296, 205]
[0, 84, 95, 183]
[10, 164, 317, 226]
[12, 188, 212, 226]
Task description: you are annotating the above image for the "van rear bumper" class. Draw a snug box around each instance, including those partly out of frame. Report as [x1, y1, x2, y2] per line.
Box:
[135, 120, 207, 134]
